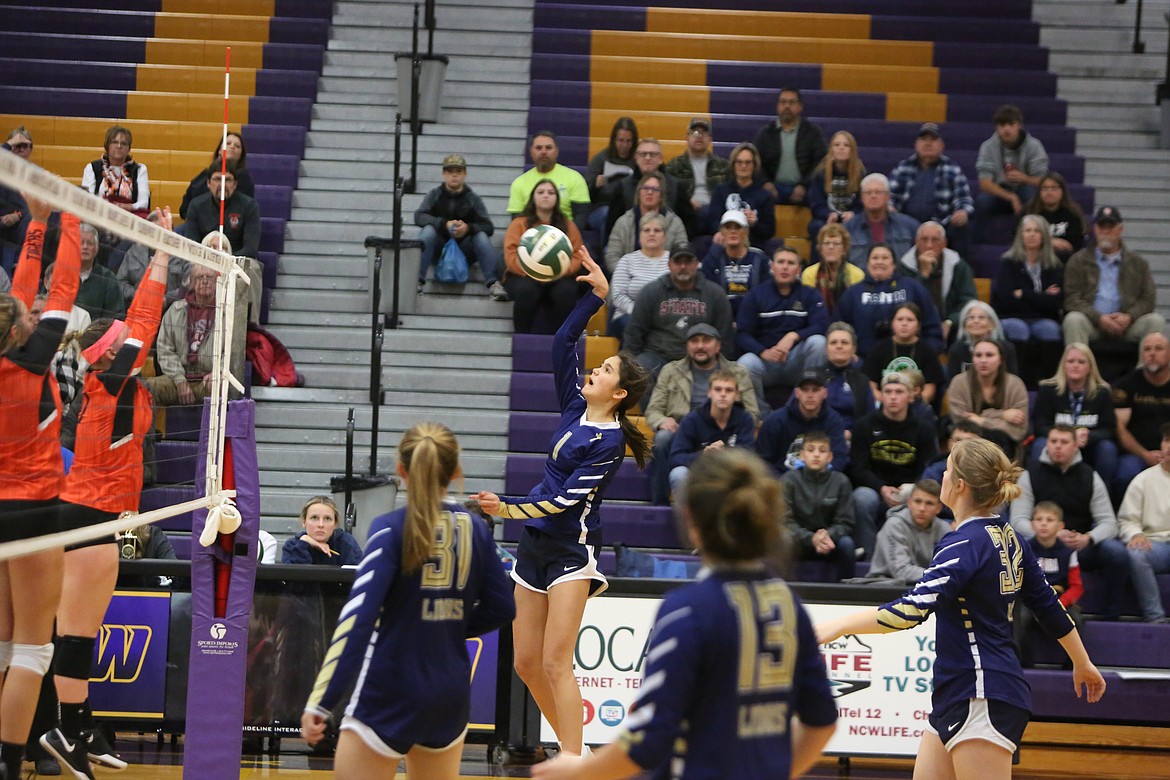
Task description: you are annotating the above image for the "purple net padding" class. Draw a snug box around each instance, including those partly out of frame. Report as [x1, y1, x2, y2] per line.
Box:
[184, 399, 260, 780]
[1028, 669, 1170, 725]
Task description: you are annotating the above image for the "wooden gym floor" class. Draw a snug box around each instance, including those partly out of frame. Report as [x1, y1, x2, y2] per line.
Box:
[66, 723, 1170, 779]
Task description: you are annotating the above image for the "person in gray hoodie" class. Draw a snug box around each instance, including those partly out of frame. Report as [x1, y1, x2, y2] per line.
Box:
[856, 480, 950, 586]
[781, 431, 855, 580]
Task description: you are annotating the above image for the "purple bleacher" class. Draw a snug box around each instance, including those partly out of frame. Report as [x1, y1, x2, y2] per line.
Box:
[138, 485, 196, 531]
[253, 69, 320, 100]
[261, 42, 325, 73]
[266, 16, 330, 46]
[0, 58, 136, 91]
[247, 155, 300, 189]
[259, 217, 286, 254]
[510, 372, 558, 412]
[507, 454, 651, 502]
[941, 68, 1058, 98]
[708, 89, 886, 120]
[933, 42, 1047, 71]
[508, 412, 558, 452]
[968, 245, 1004, 278]
[164, 404, 204, 441]
[1028, 621, 1170, 669]
[0, 85, 125, 120]
[512, 334, 575, 374]
[535, 0, 1034, 20]
[154, 440, 199, 485]
[252, 185, 293, 222]
[258, 251, 280, 289]
[248, 96, 313, 128]
[502, 502, 680, 546]
[1028, 669, 1170, 725]
[4, 8, 156, 37]
[0, 32, 145, 64]
[242, 125, 307, 158]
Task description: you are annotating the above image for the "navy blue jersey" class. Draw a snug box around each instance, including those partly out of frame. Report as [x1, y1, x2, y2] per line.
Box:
[877, 516, 1072, 714]
[306, 502, 514, 743]
[497, 294, 626, 544]
[620, 568, 836, 780]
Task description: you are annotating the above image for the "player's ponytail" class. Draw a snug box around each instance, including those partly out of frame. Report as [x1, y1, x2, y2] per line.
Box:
[398, 422, 461, 573]
[615, 351, 651, 469]
[949, 438, 1022, 511]
[683, 449, 786, 564]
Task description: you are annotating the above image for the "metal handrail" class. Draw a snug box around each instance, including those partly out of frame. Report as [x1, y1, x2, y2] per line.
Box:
[1119, 0, 1148, 53]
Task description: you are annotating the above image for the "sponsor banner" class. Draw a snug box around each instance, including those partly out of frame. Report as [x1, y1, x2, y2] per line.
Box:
[807, 603, 935, 757]
[468, 631, 499, 730]
[91, 591, 171, 719]
[541, 595, 660, 744]
[540, 594, 935, 757]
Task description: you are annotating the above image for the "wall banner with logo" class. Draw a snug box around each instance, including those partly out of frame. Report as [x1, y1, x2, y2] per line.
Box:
[542, 592, 937, 758]
[90, 590, 172, 719]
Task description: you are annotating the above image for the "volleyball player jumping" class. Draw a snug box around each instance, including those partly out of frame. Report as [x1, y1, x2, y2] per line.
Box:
[534, 448, 838, 780]
[0, 199, 81, 780]
[817, 438, 1106, 780]
[302, 422, 514, 780]
[39, 209, 177, 779]
[472, 249, 650, 757]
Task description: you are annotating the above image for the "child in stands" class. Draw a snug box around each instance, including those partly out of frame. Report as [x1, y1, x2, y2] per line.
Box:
[782, 431, 856, 580]
[1014, 501, 1084, 667]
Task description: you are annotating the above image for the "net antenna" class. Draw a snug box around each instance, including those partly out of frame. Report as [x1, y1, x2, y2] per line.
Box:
[0, 150, 251, 560]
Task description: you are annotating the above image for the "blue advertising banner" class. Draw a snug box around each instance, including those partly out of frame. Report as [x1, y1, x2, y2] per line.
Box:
[90, 590, 171, 719]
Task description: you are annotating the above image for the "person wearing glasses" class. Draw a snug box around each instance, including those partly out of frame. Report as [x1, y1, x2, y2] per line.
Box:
[604, 171, 687, 273]
[1, 127, 34, 275]
[706, 142, 777, 250]
[605, 138, 692, 240]
[81, 124, 151, 218]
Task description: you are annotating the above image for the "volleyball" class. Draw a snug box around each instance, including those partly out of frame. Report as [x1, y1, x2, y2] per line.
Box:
[517, 224, 573, 281]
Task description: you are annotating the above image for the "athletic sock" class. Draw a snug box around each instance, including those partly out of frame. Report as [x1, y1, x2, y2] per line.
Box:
[1, 741, 23, 776]
[60, 701, 87, 741]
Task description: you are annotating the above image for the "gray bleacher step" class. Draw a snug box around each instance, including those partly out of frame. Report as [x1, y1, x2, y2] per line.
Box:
[318, 78, 522, 102]
[295, 364, 378, 389]
[305, 130, 522, 154]
[382, 366, 510, 394]
[266, 324, 368, 347]
[1076, 130, 1160, 149]
[381, 329, 510, 355]
[255, 404, 509, 434]
[267, 310, 367, 328]
[1058, 78, 1160, 104]
[1047, 53, 1164, 79]
[271, 288, 369, 311]
[276, 254, 368, 276]
[259, 445, 506, 476]
[251, 386, 369, 404]
[311, 103, 525, 126]
[257, 427, 508, 454]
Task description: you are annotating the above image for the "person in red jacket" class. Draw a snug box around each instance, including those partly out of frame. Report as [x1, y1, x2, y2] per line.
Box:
[0, 198, 81, 780]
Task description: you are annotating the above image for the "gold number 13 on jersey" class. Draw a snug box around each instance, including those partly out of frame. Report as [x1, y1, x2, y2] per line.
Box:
[725, 581, 798, 693]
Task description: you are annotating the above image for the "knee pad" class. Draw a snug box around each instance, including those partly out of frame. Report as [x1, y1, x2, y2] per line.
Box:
[0, 640, 12, 672]
[54, 635, 96, 681]
[10, 642, 54, 676]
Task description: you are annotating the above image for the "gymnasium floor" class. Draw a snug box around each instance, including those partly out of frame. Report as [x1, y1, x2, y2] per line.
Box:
[69, 726, 1170, 779]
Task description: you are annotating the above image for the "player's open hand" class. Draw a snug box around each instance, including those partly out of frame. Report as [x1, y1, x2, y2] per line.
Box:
[576, 247, 608, 301]
[469, 491, 501, 516]
[1073, 662, 1106, 704]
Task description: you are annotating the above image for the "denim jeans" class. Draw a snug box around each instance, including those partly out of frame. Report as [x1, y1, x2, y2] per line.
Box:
[1127, 539, 1170, 621]
[1001, 317, 1062, 342]
[417, 224, 501, 284]
[736, 335, 826, 414]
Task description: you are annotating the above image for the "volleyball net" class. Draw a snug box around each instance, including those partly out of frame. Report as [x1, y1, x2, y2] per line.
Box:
[0, 148, 251, 560]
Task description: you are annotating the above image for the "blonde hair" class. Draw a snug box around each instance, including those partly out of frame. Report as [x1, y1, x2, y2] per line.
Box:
[1042, 342, 1108, 397]
[948, 438, 1022, 511]
[683, 449, 786, 564]
[398, 422, 462, 573]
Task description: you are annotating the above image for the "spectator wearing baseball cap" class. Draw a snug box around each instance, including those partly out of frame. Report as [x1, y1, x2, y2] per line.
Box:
[756, 367, 850, 477]
[642, 321, 759, 504]
[625, 240, 735, 404]
[849, 371, 939, 558]
[665, 116, 731, 228]
[700, 210, 770, 315]
[1063, 204, 1166, 347]
[413, 153, 508, 300]
[887, 122, 975, 260]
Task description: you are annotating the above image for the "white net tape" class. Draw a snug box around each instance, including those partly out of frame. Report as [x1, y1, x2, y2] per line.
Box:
[0, 149, 251, 560]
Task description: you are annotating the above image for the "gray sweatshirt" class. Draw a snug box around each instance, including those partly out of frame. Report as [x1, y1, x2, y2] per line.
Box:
[864, 506, 951, 586]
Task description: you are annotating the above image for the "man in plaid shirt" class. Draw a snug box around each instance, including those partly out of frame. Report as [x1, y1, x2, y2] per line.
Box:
[888, 123, 975, 259]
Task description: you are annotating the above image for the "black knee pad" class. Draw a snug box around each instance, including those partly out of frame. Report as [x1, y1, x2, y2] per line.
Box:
[54, 635, 96, 681]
